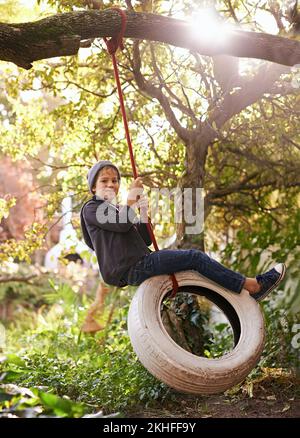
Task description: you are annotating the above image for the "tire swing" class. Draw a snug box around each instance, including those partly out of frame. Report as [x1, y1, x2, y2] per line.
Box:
[104, 9, 265, 395]
[128, 271, 265, 394]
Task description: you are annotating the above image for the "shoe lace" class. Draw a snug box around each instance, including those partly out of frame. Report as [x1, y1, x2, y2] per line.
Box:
[256, 268, 278, 287]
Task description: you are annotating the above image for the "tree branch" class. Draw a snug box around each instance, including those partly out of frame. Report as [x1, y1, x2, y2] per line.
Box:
[132, 40, 191, 142]
[149, 43, 196, 120]
[0, 274, 39, 284]
[209, 177, 300, 199]
[1, 10, 300, 69]
[211, 63, 291, 129]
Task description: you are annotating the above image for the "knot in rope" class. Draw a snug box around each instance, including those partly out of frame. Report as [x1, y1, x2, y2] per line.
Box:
[103, 8, 127, 55]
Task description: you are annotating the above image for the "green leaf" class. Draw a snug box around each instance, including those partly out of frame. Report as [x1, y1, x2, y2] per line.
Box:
[38, 391, 84, 418]
[0, 370, 28, 383]
[5, 354, 27, 368]
[0, 390, 14, 402]
[215, 323, 228, 332]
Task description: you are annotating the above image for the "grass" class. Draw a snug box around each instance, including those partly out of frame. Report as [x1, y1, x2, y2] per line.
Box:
[0, 277, 298, 418]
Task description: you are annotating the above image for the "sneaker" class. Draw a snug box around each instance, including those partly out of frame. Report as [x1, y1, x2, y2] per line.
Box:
[251, 263, 286, 302]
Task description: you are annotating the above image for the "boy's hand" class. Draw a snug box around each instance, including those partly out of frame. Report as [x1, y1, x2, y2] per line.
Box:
[127, 177, 144, 207]
[137, 194, 149, 221]
[129, 177, 144, 192]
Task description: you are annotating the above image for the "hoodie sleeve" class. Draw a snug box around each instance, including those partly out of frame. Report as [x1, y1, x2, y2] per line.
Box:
[136, 221, 152, 246]
[83, 201, 138, 233]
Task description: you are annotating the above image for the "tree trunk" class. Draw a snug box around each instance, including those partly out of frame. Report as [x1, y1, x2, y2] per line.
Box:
[161, 294, 206, 356]
[175, 136, 208, 251]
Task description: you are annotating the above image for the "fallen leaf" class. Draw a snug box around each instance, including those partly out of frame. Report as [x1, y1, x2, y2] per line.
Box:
[282, 404, 290, 413]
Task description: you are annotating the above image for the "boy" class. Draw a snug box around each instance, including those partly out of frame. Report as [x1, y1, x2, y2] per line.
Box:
[80, 160, 286, 301]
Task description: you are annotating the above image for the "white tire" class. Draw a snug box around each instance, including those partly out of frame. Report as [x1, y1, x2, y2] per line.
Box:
[128, 270, 265, 394]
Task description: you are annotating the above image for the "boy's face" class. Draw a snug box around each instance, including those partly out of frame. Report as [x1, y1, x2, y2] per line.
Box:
[92, 167, 120, 202]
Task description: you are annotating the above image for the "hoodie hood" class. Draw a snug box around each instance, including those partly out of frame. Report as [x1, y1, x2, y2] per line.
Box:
[80, 198, 95, 250]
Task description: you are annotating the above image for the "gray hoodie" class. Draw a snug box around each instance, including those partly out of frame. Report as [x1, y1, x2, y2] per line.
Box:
[80, 196, 152, 287]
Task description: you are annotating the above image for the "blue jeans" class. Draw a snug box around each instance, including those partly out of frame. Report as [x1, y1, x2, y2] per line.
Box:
[123, 249, 245, 294]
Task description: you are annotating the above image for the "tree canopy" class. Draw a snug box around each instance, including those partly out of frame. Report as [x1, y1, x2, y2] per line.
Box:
[0, 0, 299, 261]
[0, 2, 299, 421]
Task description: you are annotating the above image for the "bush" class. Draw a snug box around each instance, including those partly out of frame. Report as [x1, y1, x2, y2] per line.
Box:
[0, 280, 170, 416]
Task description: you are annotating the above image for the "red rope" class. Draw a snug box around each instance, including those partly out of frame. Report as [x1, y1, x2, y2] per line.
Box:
[103, 8, 178, 298]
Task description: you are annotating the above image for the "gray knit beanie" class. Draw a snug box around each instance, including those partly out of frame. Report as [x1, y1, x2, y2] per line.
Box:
[87, 160, 121, 193]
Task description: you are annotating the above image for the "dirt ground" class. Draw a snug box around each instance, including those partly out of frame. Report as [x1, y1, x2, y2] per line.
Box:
[126, 376, 300, 418]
